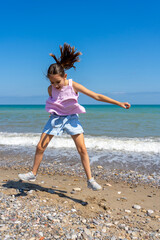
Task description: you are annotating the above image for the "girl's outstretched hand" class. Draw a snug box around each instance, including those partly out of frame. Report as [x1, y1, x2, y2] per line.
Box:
[119, 102, 131, 109]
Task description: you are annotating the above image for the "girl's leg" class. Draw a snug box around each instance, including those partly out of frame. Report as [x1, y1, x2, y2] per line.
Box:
[32, 133, 53, 175]
[71, 133, 92, 180]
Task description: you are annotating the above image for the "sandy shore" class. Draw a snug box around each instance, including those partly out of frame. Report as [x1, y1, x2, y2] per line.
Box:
[0, 166, 160, 239]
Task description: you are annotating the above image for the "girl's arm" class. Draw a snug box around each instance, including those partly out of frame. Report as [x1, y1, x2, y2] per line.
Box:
[73, 81, 131, 109]
[48, 85, 52, 96]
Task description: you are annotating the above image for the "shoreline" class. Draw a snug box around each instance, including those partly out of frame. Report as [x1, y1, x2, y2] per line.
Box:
[0, 166, 160, 239]
[0, 147, 160, 187]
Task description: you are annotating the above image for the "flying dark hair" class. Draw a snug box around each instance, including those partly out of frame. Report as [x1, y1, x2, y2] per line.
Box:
[47, 43, 82, 78]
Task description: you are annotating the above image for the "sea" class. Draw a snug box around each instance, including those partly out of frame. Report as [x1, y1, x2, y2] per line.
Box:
[0, 104, 160, 178]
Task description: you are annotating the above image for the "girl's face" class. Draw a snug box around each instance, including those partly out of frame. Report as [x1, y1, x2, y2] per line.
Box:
[49, 74, 67, 90]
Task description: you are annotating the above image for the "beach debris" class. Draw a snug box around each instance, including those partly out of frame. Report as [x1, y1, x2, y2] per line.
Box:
[118, 191, 121, 194]
[39, 237, 44, 240]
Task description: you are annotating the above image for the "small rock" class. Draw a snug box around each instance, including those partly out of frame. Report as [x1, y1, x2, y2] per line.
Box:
[147, 209, 154, 216]
[102, 226, 106, 233]
[72, 187, 81, 191]
[47, 214, 54, 221]
[28, 190, 34, 194]
[106, 223, 114, 227]
[71, 233, 77, 239]
[97, 165, 103, 169]
[93, 219, 99, 225]
[81, 218, 87, 224]
[125, 209, 131, 213]
[118, 224, 126, 230]
[71, 209, 77, 212]
[105, 183, 112, 187]
[110, 236, 116, 240]
[39, 232, 43, 237]
[84, 228, 92, 236]
[132, 205, 141, 210]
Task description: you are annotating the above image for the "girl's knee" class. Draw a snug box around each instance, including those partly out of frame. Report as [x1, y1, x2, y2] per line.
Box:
[77, 146, 88, 155]
[36, 143, 47, 153]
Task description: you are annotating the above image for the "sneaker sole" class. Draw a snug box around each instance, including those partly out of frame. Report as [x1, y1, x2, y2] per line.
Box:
[87, 185, 102, 191]
[18, 176, 36, 182]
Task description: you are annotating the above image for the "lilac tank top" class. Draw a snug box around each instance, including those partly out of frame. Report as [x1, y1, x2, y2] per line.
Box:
[45, 79, 86, 115]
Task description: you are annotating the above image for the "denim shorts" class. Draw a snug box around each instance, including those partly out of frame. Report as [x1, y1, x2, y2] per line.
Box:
[42, 114, 84, 136]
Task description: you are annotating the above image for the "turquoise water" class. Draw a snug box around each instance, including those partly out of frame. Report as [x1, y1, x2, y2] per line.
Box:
[0, 104, 160, 137]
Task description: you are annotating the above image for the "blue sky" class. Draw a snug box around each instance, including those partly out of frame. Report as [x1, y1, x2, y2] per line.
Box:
[0, 0, 160, 104]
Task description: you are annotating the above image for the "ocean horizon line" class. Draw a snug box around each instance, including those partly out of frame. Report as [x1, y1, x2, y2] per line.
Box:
[0, 104, 160, 106]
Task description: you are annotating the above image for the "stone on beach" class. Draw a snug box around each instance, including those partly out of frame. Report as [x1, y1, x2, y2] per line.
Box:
[132, 205, 141, 210]
[72, 187, 81, 191]
[147, 209, 154, 216]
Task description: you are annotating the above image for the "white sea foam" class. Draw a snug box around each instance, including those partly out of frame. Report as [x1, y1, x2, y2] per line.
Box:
[0, 132, 160, 153]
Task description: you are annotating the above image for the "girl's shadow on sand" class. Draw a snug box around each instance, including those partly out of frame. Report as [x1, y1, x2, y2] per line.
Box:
[2, 180, 88, 206]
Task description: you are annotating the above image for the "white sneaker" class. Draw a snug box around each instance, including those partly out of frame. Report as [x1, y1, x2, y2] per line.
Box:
[87, 178, 102, 191]
[18, 171, 37, 182]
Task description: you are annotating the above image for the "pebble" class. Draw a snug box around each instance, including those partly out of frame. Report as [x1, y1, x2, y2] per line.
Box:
[81, 218, 87, 224]
[110, 237, 116, 240]
[72, 187, 81, 191]
[125, 209, 131, 213]
[97, 165, 103, 169]
[132, 205, 141, 210]
[84, 228, 92, 236]
[28, 190, 34, 194]
[118, 224, 126, 230]
[71, 208, 77, 212]
[92, 219, 99, 225]
[106, 183, 112, 187]
[147, 209, 154, 216]
[102, 226, 106, 233]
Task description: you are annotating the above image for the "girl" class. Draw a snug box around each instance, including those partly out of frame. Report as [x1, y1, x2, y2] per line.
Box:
[18, 43, 131, 191]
